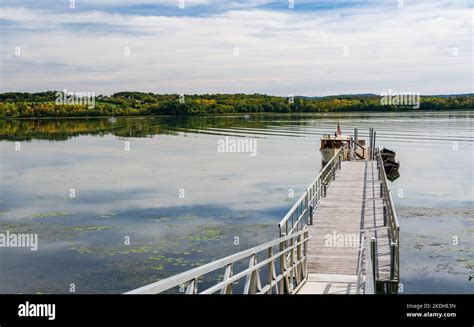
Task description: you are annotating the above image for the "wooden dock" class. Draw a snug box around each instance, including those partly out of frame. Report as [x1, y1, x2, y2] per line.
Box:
[126, 130, 400, 295]
[298, 160, 392, 294]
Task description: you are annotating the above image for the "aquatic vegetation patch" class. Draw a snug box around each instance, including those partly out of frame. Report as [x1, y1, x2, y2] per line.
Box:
[398, 206, 474, 220]
[0, 223, 32, 233]
[463, 259, 474, 270]
[179, 227, 223, 242]
[179, 214, 196, 221]
[150, 216, 171, 222]
[152, 265, 165, 271]
[145, 255, 166, 262]
[96, 212, 118, 219]
[106, 245, 155, 256]
[29, 211, 73, 219]
[70, 226, 116, 232]
[69, 244, 92, 254]
[0, 222, 78, 240]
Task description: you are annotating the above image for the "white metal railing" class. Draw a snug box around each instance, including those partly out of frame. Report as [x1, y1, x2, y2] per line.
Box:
[278, 147, 344, 237]
[126, 229, 309, 294]
[375, 148, 400, 282]
[350, 138, 366, 159]
[356, 235, 375, 294]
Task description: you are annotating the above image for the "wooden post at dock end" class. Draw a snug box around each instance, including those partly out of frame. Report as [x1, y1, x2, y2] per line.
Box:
[349, 138, 354, 161]
[383, 205, 387, 226]
[368, 128, 372, 160]
[373, 132, 376, 160]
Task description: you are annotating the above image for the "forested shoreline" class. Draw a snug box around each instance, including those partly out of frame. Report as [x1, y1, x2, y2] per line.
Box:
[0, 91, 472, 117]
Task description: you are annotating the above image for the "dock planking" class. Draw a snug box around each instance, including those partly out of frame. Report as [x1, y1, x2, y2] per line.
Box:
[297, 160, 392, 294]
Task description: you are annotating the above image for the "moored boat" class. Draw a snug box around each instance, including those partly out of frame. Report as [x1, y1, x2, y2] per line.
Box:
[381, 148, 400, 181]
[381, 147, 396, 161]
[320, 134, 351, 165]
[319, 123, 366, 165]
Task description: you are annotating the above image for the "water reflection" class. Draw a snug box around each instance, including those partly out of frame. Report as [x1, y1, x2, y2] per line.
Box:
[0, 111, 472, 294]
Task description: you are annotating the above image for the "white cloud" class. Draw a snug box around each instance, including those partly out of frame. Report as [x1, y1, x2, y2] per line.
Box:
[0, 1, 471, 95]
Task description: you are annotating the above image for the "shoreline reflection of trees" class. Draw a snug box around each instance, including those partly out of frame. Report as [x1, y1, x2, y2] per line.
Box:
[0, 115, 284, 141]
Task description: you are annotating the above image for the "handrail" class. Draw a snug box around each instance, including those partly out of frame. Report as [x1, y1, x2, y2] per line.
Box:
[356, 234, 375, 294]
[352, 140, 366, 149]
[356, 234, 365, 294]
[125, 229, 310, 294]
[278, 147, 344, 236]
[351, 139, 366, 159]
[375, 148, 400, 282]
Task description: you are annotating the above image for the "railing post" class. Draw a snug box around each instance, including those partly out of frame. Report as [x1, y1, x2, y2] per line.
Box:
[380, 180, 383, 198]
[267, 247, 274, 294]
[373, 132, 376, 159]
[289, 237, 295, 293]
[291, 212, 294, 231]
[370, 237, 377, 284]
[279, 235, 286, 293]
[186, 278, 197, 294]
[397, 233, 400, 280]
[244, 254, 259, 294]
[338, 154, 342, 169]
[383, 205, 387, 227]
[303, 231, 308, 278]
[323, 183, 327, 197]
[390, 241, 396, 281]
[220, 263, 233, 294]
[369, 128, 372, 160]
[348, 139, 351, 160]
[309, 204, 314, 225]
[304, 191, 309, 228]
[296, 234, 303, 283]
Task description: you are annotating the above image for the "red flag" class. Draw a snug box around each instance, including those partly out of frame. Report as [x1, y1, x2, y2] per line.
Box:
[336, 123, 342, 136]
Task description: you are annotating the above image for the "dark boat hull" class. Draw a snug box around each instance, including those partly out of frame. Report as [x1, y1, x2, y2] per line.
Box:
[381, 148, 396, 162]
[384, 159, 400, 176]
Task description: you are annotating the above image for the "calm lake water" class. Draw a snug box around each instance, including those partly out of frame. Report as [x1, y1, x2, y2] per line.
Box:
[0, 111, 472, 294]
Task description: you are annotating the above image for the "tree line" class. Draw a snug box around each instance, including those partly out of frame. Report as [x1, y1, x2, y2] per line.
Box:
[0, 91, 472, 117]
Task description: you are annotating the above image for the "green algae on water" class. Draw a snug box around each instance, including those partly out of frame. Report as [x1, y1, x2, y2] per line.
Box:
[70, 225, 116, 232]
[29, 211, 73, 219]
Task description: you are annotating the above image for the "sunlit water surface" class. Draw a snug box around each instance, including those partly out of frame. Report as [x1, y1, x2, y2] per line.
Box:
[0, 111, 472, 293]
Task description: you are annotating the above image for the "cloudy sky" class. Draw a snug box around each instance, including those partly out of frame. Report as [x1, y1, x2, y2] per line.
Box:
[0, 0, 472, 96]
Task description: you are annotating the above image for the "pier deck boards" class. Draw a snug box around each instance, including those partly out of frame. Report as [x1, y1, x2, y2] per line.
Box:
[297, 160, 391, 294]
